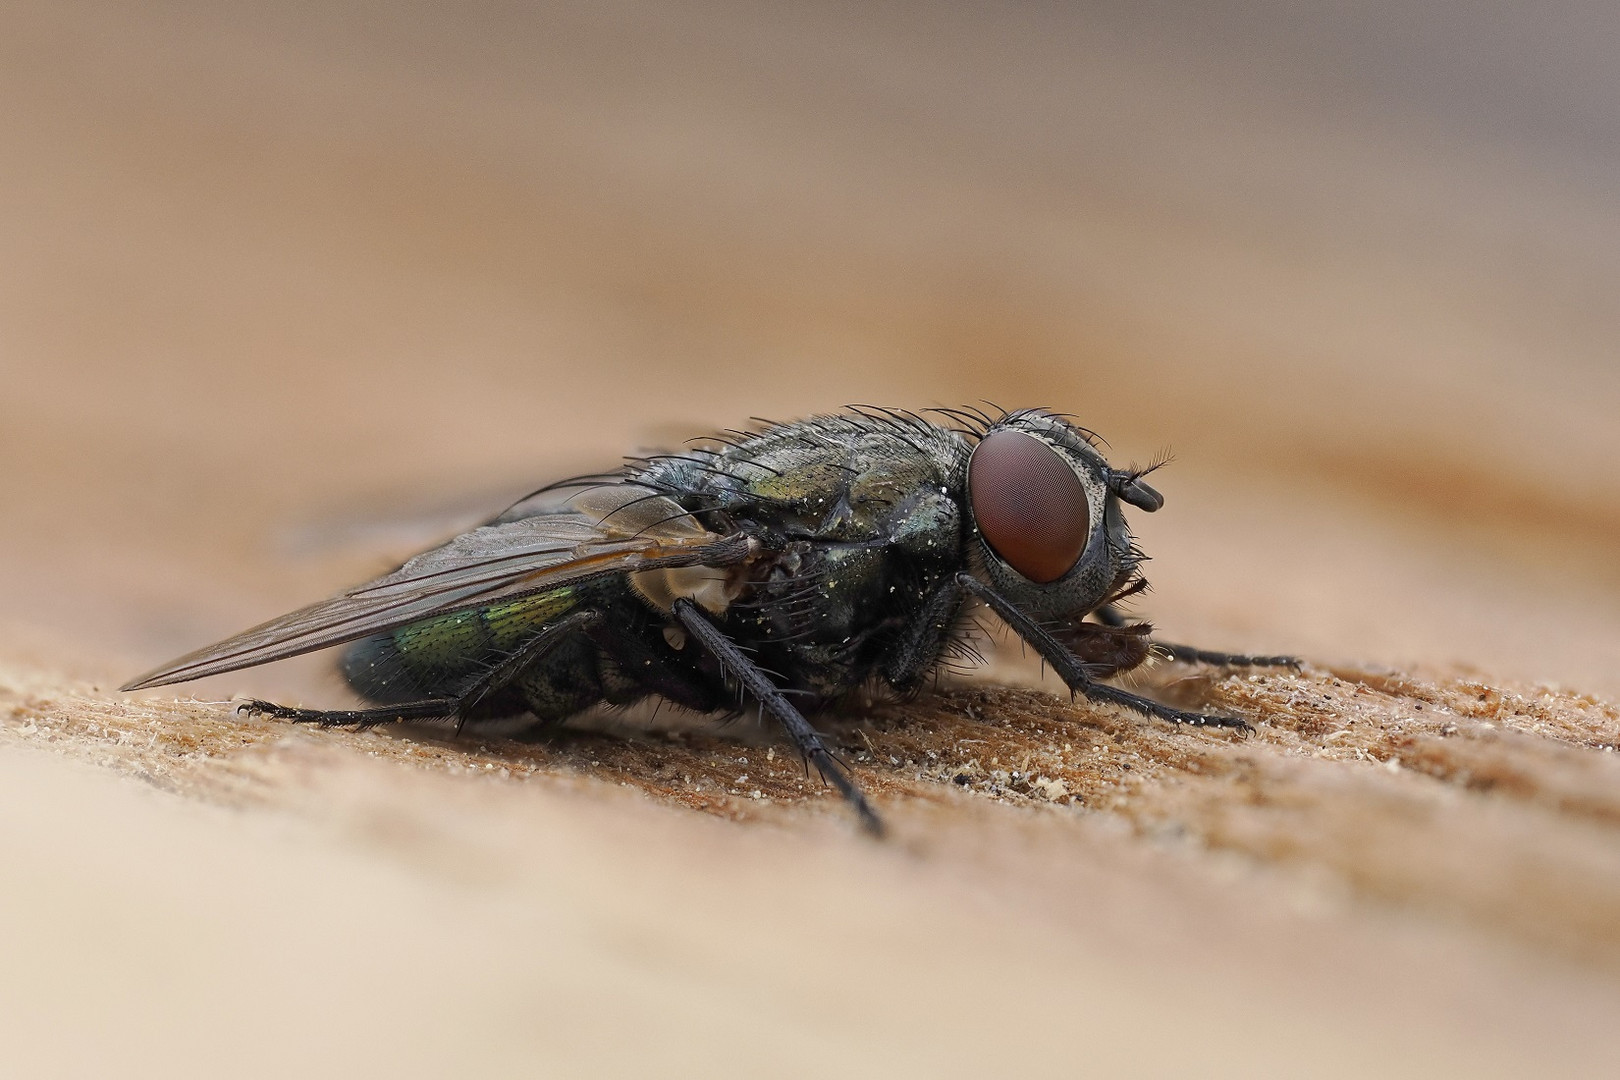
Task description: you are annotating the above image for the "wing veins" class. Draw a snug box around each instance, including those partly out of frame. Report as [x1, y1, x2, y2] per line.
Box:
[123, 497, 749, 691]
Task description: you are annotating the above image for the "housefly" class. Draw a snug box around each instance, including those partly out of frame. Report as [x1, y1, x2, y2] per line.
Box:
[124, 406, 1295, 835]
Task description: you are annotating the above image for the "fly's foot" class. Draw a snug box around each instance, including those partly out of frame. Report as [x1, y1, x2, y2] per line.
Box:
[236, 699, 365, 728]
[236, 698, 451, 731]
[1161, 706, 1256, 737]
[238, 699, 322, 723]
[1155, 642, 1301, 670]
[1064, 683, 1256, 737]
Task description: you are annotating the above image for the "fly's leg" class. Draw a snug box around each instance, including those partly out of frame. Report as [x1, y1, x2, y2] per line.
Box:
[881, 580, 969, 692]
[1153, 641, 1300, 668]
[240, 610, 604, 733]
[886, 585, 1148, 691]
[1092, 604, 1299, 669]
[580, 620, 728, 715]
[671, 598, 884, 837]
[958, 574, 1253, 733]
[240, 696, 463, 730]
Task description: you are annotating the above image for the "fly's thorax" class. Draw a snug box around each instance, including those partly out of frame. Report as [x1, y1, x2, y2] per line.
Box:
[642, 413, 970, 536]
[739, 480, 964, 679]
[964, 410, 1141, 621]
[884, 485, 962, 559]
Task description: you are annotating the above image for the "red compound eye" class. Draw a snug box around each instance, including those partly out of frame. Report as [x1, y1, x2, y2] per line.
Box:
[969, 430, 1090, 583]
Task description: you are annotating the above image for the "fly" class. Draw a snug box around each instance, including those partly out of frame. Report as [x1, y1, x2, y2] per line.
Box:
[123, 406, 1296, 835]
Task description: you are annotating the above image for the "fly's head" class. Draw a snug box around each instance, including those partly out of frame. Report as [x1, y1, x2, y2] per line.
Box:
[964, 409, 1162, 621]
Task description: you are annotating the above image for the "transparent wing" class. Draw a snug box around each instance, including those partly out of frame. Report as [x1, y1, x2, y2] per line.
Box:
[123, 485, 746, 690]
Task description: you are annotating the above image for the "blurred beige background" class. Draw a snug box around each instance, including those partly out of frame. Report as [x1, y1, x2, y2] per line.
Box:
[3, 2, 1620, 1075]
[5, 0, 1620, 698]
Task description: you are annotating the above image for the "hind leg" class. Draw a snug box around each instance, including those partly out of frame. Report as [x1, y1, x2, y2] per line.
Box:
[240, 610, 605, 732]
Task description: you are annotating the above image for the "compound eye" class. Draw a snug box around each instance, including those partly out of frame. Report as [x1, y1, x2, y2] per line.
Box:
[969, 430, 1090, 583]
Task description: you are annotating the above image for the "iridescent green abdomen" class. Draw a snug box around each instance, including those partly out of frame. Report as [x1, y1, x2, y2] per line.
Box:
[342, 585, 591, 718]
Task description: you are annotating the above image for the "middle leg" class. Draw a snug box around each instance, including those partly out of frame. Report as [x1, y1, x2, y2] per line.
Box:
[672, 598, 884, 836]
[240, 609, 605, 732]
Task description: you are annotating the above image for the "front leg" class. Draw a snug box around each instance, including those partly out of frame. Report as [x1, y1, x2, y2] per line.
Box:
[958, 575, 1253, 733]
[1154, 640, 1300, 669]
[1092, 603, 1299, 669]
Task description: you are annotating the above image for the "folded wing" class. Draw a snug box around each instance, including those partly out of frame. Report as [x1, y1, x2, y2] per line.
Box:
[123, 485, 746, 690]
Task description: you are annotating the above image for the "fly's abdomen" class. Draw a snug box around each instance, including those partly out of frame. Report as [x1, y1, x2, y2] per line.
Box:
[341, 587, 580, 705]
